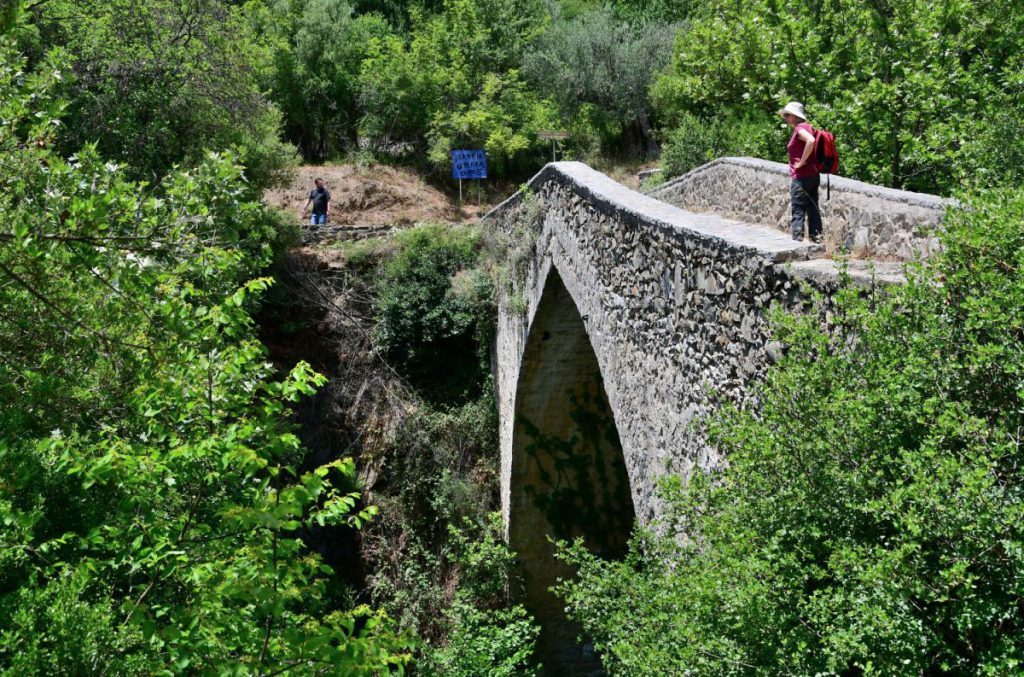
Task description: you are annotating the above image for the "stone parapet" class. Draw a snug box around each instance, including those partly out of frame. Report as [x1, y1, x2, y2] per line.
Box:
[647, 157, 952, 260]
[487, 161, 824, 263]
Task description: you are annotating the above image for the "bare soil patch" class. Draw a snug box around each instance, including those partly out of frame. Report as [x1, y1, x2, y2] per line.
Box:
[264, 161, 655, 233]
[265, 163, 466, 226]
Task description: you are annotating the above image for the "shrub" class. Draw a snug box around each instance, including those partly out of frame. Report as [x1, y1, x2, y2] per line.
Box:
[661, 112, 778, 178]
[363, 400, 540, 671]
[425, 603, 540, 677]
[422, 516, 540, 676]
[373, 223, 495, 404]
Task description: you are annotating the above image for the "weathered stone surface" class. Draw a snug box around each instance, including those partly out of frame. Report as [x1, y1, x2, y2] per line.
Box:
[647, 157, 954, 260]
[787, 259, 907, 289]
[302, 223, 398, 243]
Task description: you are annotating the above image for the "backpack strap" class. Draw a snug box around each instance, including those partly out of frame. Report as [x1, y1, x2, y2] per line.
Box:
[813, 127, 833, 200]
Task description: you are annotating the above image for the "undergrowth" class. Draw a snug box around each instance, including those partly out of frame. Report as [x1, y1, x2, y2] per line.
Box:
[313, 223, 541, 674]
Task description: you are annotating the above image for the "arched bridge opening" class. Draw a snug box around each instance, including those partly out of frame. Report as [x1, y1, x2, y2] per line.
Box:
[509, 268, 635, 672]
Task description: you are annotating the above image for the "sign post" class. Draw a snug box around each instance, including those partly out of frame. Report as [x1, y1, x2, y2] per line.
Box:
[538, 130, 570, 163]
[451, 150, 487, 207]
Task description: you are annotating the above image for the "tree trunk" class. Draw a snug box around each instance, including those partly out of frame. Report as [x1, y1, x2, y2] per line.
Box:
[636, 112, 660, 158]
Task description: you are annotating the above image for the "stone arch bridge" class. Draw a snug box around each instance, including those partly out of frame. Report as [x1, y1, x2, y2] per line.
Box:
[484, 158, 948, 671]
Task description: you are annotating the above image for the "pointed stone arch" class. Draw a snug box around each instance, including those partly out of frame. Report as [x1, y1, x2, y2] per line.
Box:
[508, 267, 635, 665]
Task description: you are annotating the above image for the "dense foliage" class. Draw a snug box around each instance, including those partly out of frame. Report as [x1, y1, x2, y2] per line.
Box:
[253, 0, 393, 161]
[24, 0, 297, 191]
[6, 0, 1024, 672]
[522, 6, 675, 158]
[357, 0, 558, 174]
[659, 112, 777, 180]
[19, 0, 1022, 187]
[373, 224, 495, 403]
[653, 0, 1024, 192]
[245, 0, 685, 172]
[0, 26, 410, 674]
[557, 191, 1024, 673]
[249, 0, 1024, 188]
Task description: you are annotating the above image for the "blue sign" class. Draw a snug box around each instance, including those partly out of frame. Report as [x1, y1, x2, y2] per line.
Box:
[452, 150, 487, 180]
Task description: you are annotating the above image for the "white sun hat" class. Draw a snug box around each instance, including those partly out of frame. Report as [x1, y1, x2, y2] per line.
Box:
[778, 101, 807, 121]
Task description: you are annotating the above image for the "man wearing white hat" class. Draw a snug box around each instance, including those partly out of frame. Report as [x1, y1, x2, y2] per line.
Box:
[779, 101, 821, 242]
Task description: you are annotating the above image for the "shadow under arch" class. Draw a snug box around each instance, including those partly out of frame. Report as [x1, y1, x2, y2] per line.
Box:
[509, 267, 636, 673]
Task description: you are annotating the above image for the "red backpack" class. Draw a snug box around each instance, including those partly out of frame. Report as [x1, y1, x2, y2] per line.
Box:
[814, 128, 839, 198]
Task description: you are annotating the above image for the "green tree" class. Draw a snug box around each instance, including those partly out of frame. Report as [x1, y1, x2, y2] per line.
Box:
[653, 0, 1024, 193]
[256, 0, 393, 160]
[0, 25, 411, 674]
[557, 189, 1024, 673]
[358, 0, 557, 174]
[25, 0, 296, 190]
[523, 6, 676, 157]
[357, 28, 440, 155]
[426, 70, 559, 174]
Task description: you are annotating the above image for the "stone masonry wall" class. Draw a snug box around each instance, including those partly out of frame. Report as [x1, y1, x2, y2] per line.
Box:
[648, 157, 952, 260]
[488, 162, 824, 528]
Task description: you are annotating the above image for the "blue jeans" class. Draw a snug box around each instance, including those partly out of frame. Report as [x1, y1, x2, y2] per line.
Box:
[790, 176, 822, 242]
[310, 212, 327, 226]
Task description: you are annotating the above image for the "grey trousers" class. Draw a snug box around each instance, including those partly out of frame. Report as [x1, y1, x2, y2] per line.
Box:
[791, 175, 822, 242]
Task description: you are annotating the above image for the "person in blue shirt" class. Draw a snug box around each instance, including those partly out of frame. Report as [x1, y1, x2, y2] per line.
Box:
[300, 178, 331, 228]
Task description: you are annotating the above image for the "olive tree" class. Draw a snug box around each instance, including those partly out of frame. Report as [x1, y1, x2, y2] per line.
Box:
[522, 6, 677, 157]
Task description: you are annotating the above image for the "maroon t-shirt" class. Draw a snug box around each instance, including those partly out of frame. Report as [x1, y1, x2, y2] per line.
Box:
[787, 122, 819, 179]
